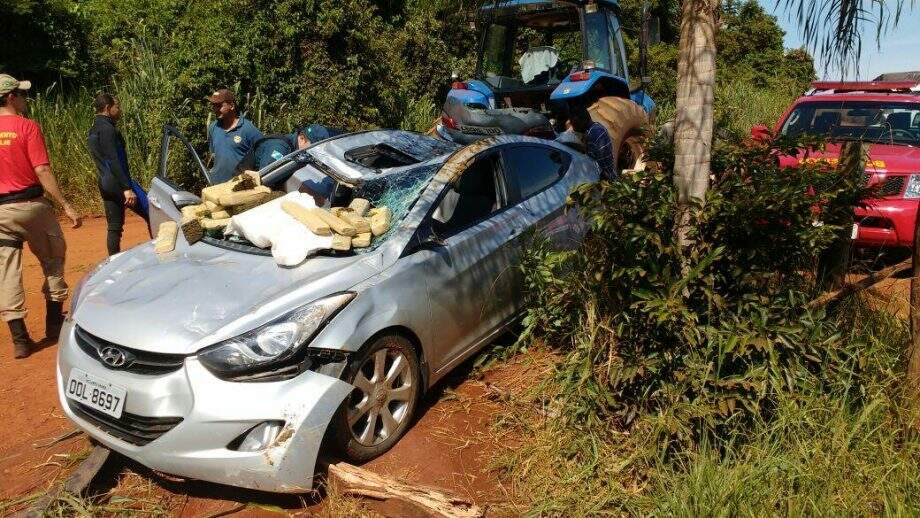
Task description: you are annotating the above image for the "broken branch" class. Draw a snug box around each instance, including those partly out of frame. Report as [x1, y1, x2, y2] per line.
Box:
[327, 462, 484, 518]
[806, 259, 911, 309]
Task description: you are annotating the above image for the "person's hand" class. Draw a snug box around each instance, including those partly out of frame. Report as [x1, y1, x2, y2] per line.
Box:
[124, 189, 137, 208]
[64, 203, 82, 229]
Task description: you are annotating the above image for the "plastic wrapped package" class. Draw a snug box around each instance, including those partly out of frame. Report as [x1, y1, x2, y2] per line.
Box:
[225, 192, 333, 266]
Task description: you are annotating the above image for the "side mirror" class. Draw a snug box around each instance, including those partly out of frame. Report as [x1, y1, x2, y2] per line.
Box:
[750, 124, 772, 143]
[171, 191, 202, 208]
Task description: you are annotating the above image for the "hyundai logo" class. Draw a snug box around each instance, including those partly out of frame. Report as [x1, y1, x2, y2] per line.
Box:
[99, 346, 128, 368]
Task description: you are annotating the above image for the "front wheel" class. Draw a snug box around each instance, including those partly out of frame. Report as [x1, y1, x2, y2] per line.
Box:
[330, 334, 421, 462]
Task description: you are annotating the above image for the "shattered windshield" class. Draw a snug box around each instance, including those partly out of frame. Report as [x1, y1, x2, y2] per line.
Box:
[351, 164, 440, 252]
[781, 101, 920, 146]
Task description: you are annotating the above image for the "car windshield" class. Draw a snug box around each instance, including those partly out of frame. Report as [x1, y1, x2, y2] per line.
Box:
[780, 100, 920, 146]
[351, 164, 440, 253]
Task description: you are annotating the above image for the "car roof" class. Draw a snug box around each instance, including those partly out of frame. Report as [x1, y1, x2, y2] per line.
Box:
[305, 130, 461, 183]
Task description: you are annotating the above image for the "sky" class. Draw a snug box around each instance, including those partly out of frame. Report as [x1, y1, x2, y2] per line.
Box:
[757, 0, 920, 80]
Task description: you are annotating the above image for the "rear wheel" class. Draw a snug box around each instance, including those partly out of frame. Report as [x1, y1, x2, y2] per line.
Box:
[331, 334, 421, 462]
[588, 96, 649, 174]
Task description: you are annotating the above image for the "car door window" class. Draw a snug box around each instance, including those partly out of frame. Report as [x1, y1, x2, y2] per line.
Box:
[502, 145, 571, 201]
[432, 153, 504, 237]
[159, 126, 211, 192]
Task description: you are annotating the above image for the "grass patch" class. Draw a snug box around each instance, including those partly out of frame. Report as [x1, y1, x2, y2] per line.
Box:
[490, 300, 920, 515]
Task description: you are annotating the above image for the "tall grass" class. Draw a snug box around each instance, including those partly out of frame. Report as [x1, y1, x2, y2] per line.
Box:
[491, 300, 920, 515]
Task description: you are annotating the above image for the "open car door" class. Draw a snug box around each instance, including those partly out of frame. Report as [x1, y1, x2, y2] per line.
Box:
[147, 125, 212, 234]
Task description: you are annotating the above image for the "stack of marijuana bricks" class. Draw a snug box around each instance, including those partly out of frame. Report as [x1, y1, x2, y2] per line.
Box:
[154, 171, 392, 260]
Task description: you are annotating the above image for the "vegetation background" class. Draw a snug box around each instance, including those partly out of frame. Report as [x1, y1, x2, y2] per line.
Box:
[1, 0, 812, 211]
[9, 2, 912, 515]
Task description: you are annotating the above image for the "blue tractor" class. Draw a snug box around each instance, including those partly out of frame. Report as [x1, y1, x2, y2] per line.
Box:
[436, 0, 658, 172]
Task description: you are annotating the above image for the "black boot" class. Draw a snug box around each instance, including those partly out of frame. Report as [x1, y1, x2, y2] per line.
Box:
[8, 319, 34, 359]
[46, 300, 65, 341]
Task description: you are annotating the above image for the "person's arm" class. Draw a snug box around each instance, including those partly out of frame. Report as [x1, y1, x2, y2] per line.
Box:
[34, 165, 82, 228]
[28, 122, 82, 227]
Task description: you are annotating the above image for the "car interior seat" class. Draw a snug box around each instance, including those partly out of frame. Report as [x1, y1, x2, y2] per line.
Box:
[886, 112, 912, 131]
[437, 159, 497, 233]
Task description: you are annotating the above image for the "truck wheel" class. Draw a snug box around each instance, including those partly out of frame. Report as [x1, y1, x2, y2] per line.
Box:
[330, 334, 421, 462]
[588, 96, 649, 174]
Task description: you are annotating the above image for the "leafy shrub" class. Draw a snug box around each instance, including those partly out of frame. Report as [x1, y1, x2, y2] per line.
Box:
[519, 133, 870, 445]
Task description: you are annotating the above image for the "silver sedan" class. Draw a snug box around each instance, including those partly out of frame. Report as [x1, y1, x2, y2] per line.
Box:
[55, 130, 598, 492]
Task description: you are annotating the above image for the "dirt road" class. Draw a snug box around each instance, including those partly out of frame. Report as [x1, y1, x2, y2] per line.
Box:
[0, 213, 512, 516]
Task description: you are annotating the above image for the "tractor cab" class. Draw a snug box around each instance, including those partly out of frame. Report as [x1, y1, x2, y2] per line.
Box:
[438, 0, 655, 146]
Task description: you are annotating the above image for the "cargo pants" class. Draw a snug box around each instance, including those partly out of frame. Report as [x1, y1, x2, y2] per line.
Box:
[0, 197, 68, 322]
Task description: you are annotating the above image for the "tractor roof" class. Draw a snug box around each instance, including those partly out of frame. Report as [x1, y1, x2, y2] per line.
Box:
[480, 0, 619, 12]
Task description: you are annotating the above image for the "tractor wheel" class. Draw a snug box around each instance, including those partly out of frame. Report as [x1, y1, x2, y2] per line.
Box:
[588, 96, 650, 174]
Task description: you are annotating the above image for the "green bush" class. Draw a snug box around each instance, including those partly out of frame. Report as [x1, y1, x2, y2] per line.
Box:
[518, 133, 870, 444]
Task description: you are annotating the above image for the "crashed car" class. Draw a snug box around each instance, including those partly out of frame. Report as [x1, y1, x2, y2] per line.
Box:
[56, 129, 598, 492]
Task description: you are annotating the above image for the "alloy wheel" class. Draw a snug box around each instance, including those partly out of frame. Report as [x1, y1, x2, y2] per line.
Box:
[347, 348, 417, 446]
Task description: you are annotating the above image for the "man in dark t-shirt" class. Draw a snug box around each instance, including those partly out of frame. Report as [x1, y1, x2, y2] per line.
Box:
[88, 92, 150, 255]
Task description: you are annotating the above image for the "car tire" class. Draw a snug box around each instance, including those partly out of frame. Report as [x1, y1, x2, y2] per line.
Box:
[588, 96, 650, 174]
[330, 334, 422, 462]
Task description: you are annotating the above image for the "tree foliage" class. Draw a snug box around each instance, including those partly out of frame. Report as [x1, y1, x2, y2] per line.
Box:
[518, 132, 870, 443]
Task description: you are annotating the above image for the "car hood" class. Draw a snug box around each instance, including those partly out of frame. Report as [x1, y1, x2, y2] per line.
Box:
[73, 240, 385, 355]
[779, 142, 920, 173]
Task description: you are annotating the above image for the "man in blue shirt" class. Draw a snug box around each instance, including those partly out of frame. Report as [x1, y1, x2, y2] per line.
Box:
[570, 107, 616, 181]
[237, 124, 344, 173]
[206, 88, 263, 183]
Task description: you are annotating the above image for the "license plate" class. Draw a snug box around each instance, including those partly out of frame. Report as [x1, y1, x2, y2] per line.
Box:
[65, 368, 127, 419]
[851, 223, 859, 240]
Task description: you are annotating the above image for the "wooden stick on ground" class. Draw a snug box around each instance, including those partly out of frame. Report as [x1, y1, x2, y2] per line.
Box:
[327, 462, 484, 518]
[14, 446, 111, 518]
[806, 259, 912, 309]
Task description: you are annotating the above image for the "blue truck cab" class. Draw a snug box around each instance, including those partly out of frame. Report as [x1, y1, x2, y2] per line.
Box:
[437, 0, 655, 145]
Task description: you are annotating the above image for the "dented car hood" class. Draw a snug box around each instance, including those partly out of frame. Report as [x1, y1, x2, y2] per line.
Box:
[72, 240, 389, 355]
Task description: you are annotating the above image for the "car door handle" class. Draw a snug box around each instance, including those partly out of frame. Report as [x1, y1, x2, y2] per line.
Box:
[149, 194, 162, 209]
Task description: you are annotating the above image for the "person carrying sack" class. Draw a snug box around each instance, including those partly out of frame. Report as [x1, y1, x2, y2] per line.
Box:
[0, 74, 82, 359]
[87, 92, 149, 255]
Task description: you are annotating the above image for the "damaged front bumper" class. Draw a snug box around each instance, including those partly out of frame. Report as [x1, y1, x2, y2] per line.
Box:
[56, 320, 353, 493]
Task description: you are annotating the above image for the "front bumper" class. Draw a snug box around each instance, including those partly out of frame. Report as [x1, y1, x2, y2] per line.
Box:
[854, 199, 919, 249]
[56, 320, 353, 493]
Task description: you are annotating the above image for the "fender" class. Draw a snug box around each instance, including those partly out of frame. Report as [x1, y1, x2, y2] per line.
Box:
[550, 70, 630, 102]
[445, 79, 496, 110]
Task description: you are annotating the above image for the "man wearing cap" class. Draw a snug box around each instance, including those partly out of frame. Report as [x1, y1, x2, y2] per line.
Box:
[0, 74, 83, 359]
[238, 123, 344, 172]
[206, 88, 263, 183]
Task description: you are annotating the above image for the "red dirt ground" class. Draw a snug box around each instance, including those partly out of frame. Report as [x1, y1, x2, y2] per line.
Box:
[0, 213, 515, 516]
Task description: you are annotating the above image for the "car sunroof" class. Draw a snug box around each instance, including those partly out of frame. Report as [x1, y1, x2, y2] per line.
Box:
[344, 144, 420, 169]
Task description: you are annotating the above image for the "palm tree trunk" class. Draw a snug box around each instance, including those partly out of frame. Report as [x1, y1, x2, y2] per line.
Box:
[673, 0, 717, 251]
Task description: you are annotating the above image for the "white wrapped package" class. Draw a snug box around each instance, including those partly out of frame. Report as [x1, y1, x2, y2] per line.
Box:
[225, 192, 334, 266]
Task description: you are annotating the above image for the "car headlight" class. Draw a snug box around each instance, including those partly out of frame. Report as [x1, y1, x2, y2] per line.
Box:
[904, 174, 920, 199]
[198, 292, 355, 380]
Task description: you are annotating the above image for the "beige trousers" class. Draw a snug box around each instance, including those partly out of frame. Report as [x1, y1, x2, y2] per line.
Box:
[0, 197, 68, 322]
